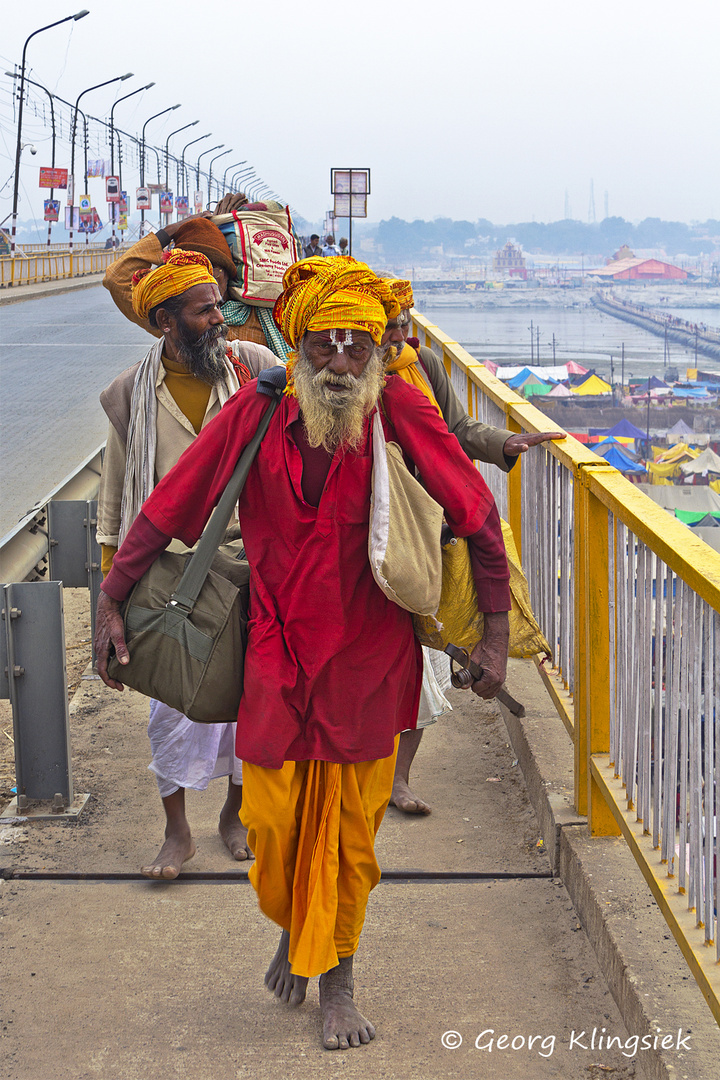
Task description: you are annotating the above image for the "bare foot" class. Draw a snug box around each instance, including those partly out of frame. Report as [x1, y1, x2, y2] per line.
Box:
[264, 930, 308, 1006]
[141, 830, 196, 879]
[320, 956, 375, 1050]
[390, 776, 432, 815]
[218, 802, 253, 861]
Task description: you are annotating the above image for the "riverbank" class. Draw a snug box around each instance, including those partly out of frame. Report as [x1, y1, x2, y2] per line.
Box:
[413, 282, 720, 312]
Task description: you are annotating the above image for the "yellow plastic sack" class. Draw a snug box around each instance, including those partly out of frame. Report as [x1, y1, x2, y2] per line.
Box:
[413, 520, 551, 659]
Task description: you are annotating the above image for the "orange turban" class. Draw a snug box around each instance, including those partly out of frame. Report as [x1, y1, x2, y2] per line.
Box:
[389, 278, 414, 311]
[273, 256, 400, 348]
[131, 250, 218, 319]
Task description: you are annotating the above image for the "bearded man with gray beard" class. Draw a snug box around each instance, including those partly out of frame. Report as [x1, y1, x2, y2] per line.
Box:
[94, 256, 511, 1050]
[96, 250, 277, 880]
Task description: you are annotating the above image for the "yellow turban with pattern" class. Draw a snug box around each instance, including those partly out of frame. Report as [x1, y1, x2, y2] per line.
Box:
[389, 278, 414, 312]
[131, 250, 218, 319]
[273, 256, 400, 348]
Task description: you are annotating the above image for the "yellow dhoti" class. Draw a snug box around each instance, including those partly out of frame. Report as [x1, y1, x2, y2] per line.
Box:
[241, 740, 398, 979]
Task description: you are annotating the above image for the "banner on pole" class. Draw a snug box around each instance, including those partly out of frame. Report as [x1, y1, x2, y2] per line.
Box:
[106, 176, 120, 202]
[136, 187, 152, 210]
[194, 190, 204, 212]
[39, 167, 68, 189]
[44, 199, 60, 222]
[176, 195, 190, 218]
[159, 191, 174, 214]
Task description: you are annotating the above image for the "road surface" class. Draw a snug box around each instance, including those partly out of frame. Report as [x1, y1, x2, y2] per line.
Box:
[0, 285, 150, 536]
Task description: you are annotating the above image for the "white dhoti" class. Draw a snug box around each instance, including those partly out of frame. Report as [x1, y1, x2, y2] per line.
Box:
[415, 647, 453, 730]
[147, 700, 243, 798]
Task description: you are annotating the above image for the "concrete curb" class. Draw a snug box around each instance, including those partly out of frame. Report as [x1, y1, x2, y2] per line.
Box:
[0, 274, 105, 305]
[500, 658, 720, 1080]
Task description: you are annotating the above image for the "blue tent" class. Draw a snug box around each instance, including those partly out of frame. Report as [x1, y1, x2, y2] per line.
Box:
[604, 419, 647, 440]
[603, 445, 646, 473]
[507, 367, 535, 389]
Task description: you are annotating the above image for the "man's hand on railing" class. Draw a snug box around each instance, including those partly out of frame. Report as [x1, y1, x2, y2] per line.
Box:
[469, 611, 510, 699]
[503, 431, 566, 457]
[95, 591, 129, 690]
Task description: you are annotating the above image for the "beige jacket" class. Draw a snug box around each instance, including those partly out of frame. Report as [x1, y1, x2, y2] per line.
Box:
[96, 341, 277, 546]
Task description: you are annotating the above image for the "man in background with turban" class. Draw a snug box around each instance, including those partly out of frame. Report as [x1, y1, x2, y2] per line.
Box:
[94, 256, 511, 1050]
[383, 278, 564, 814]
[104, 196, 289, 358]
[97, 249, 277, 879]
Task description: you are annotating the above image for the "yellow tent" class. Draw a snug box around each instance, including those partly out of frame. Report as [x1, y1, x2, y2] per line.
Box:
[654, 443, 699, 465]
[572, 374, 612, 395]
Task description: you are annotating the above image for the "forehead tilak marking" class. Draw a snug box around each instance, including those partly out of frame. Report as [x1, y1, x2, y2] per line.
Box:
[329, 328, 354, 353]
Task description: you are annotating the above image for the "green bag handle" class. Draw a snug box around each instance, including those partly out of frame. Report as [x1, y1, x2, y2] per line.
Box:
[167, 367, 286, 614]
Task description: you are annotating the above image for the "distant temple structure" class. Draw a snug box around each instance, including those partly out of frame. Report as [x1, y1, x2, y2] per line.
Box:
[493, 240, 527, 279]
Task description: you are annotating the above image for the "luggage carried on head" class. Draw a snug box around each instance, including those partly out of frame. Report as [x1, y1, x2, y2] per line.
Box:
[213, 204, 302, 308]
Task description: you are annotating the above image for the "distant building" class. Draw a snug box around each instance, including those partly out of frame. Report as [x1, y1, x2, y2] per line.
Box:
[493, 240, 527, 279]
[589, 258, 688, 282]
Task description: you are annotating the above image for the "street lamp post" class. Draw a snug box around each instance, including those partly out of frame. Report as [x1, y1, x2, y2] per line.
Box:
[10, 9, 89, 254]
[7, 72, 58, 246]
[109, 83, 154, 244]
[196, 145, 223, 208]
[140, 105, 180, 225]
[231, 167, 254, 191]
[69, 72, 133, 251]
[165, 121, 197, 189]
[164, 121, 197, 224]
[180, 133, 211, 200]
[221, 161, 245, 197]
[208, 149, 232, 207]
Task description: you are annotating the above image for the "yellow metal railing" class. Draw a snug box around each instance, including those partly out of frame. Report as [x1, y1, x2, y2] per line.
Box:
[0, 248, 124, 287]
[411, 309, 720, 1025]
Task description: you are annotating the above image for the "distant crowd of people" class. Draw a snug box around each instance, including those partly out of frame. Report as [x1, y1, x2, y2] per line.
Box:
[303, 233, 349, 259]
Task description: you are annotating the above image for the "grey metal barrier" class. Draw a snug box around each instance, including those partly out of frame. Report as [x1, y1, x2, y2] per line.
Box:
[1, 447, 104, 820]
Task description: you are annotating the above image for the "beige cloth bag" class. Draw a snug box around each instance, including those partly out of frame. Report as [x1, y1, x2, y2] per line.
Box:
[368, 406, 443, 615]
[213, 207, 301, 307]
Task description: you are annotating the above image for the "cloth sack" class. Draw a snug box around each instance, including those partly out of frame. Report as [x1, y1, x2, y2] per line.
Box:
[413, 520, 552, 659]
[213, 207, 301, 307]
[106, 367, 287, 721]
[368, 406, 443, 616]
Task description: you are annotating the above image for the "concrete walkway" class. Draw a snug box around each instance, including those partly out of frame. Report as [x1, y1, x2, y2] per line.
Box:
[1, 652, 718, 1080]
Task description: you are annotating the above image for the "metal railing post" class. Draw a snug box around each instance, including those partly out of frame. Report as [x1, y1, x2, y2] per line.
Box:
[582, 470, 620, 835]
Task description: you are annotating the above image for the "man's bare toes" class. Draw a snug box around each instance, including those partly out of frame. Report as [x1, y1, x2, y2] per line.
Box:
[140, 836, 195, 880]
[390, 779, 432, 815]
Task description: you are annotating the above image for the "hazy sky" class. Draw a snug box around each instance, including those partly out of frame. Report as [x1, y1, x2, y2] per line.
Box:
[2, 0, 718, 229]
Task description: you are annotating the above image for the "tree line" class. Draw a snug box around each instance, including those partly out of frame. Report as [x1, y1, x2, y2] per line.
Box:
[374, 215, 720, 259]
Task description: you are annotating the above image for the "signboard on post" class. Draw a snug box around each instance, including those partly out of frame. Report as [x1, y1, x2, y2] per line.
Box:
[194, 190, 204, 213]
[78, 194, 92, 218]
[67, 175, 75, 206]
[118, 212, 129, 230]
[136, 187, 151, 210]
[44, 199, 60, 222]
[330, 168, 371, 256]
[65, 206, 80, 230]
[39, 167, 68, 189]
[106, 176, 120, 202]
[159, 191, 174, 214]
[119, 191, 128, 212]
[176, 195, 190, 218]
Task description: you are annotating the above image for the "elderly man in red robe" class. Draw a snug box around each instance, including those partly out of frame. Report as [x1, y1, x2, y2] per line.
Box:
[94, 256, 511, 1051]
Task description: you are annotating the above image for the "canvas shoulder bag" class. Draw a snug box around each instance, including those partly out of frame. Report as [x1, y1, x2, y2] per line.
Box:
[106, 366, 287, 722]
[368, 405, 444, 616]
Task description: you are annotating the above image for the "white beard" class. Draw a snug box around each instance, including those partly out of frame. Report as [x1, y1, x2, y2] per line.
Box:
[294, 341, 385, 454]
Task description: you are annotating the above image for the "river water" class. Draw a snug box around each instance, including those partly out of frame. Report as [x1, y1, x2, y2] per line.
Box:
[417, 303, 720, 383]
